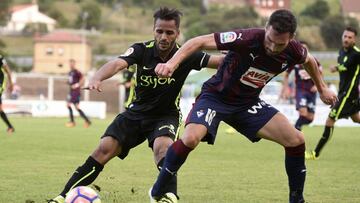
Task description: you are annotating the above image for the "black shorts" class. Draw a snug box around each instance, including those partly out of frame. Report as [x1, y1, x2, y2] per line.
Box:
[102, 114, 181, 159]
[329, 95, 360, 120]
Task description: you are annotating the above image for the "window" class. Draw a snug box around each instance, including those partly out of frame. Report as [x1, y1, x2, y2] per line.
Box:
[46, 47, 53, 55]
[58, 48, 64, 56]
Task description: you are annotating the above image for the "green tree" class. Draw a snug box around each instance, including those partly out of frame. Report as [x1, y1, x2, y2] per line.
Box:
[48, 8, 68, 27]
[75, 1, 102, 30]
[320, 15, 345, 49]
[0, 0, 12, 26]
[301, 0, 329, 20]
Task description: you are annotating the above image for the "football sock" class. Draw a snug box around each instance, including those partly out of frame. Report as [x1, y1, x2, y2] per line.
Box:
[294, 116, 311, 131]
[77, 109, 91, 123]
[314, 126, 333, 157]
[152, 140, 192, 197]
[60, 156, 103, 197]
[157, 158, 177, 196]
[68, 107, 74, 123]
[0, 111, 13, 128]
[285, 143, 306, 201]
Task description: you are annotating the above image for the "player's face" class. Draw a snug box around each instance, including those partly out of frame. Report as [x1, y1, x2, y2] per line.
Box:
[153, 19, 179, 52]
[264, 25, 292, 56]
[342, 30, 356, 49]
[69, 60, 76, 70]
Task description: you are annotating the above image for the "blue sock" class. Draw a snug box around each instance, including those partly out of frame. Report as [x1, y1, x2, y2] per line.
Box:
[285, 144, 306, 202]
[152, 140, 192, 197]
[294, 116, 311, 131]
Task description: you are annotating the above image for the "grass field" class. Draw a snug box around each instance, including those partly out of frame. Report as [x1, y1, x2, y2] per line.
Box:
[0, 117, 359, 203]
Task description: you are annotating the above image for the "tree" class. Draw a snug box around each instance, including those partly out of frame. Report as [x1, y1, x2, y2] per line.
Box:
[0, 0, 12, 26]
[301, 0, 330, 20]
[48, 8, 68, 27]
[320, 15, 345, 49]
[75, 1, 102, 30]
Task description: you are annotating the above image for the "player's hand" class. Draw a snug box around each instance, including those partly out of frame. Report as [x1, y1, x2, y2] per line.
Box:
[155, 63, 176, 78]
[8, 83, 14, 92]
[85, 78, 102, 92]
[71, 83, 80, 89]
[310, 85, 317, 93]
[319, 87, 338, 106]
[329, 65, 337, 73]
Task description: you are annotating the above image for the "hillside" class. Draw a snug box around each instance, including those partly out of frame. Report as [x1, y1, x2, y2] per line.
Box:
[2, 0, 342, 58]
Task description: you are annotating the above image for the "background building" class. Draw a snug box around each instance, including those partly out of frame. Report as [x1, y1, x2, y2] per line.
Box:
[33, 31, 92, 74]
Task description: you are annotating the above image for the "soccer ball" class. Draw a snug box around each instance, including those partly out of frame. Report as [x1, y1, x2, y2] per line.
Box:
[65, 186, 101, 203]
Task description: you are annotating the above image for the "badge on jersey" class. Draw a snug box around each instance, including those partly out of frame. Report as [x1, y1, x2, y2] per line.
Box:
[219, 32, 237, 43]
[120, 47, 134, 57]
[240, 67, 275, 88]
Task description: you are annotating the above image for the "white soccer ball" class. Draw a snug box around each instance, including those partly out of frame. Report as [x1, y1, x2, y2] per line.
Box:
[65, 186, 101, 203]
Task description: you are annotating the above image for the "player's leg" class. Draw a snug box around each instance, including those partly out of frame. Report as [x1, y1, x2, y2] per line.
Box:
[59, 136, 121, 197]
[350, 112, 360, 123]
[151, 123, 208, 198]
[75, 103, 91, 127]
[0, 97, 15, 133]
[66, 100, 75, 127]
[49, 114, 137, 203]
[294, 92, 314, 131]
[295, 107, 312, 131]
[148, 116, 181, 201]
[257, 112, 306, 203]
[310, 117, 335, 159]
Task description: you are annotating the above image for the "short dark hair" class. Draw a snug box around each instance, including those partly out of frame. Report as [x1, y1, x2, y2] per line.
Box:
[268, 9, 297, 34]
[153, 7, 183, 29]
[345, 26, 358, 36]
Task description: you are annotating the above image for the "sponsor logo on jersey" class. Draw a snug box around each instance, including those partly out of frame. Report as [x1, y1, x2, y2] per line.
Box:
[120, 47, 134, 57]
[220, 31, 237, 43]
[240, 67, 275, 88]
[139, 75, 175, 88]
[143, 66, 153, 70]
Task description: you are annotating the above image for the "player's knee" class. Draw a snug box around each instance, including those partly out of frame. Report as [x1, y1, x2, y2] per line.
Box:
[287, 131, 305, 147]
[92, 138, 121, 164]
[182, 132, 202, 148]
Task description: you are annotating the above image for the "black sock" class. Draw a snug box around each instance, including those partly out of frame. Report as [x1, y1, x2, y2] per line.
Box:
[157, 158, 178, 197]
[77, 109, 91, 123]
[0, 111, 13, 128]
[68, 107, 74, 123]
[294, 116, 311, 131]
[285, 144, 306, 202]
[314, 126, 333, 157]
[60, 156, 103, 197]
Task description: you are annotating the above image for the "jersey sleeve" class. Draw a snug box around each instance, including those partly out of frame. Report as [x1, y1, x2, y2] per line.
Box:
[214, 29, 254, 52]
[118, 43, 144, 66]
[183, 51, 210, 71]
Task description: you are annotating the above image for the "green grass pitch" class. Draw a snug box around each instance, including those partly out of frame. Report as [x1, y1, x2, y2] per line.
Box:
[0, 117, 359, 203]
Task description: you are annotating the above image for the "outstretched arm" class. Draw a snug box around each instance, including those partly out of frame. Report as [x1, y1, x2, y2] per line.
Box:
[156, 34, 217, 77]
[87, 58, 128, 92]
[303, 53, 337, 105]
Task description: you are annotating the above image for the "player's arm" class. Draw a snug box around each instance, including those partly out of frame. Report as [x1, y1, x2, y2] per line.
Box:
[156, 34, 217, 77]
[280, 71, 290, 99]
[206, 54, 225, 69]
[3, 63, 13, 91]
[303, 53, 337, 105]
[88, 58, 128, 92]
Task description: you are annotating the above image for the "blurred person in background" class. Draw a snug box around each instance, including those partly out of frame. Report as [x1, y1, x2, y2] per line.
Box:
[0, 55, 15, 133]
